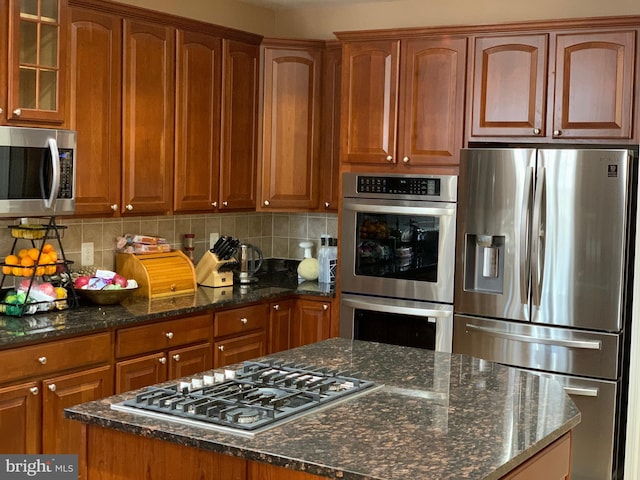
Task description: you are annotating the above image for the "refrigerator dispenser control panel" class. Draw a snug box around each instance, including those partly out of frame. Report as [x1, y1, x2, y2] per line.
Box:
[357, 176, 441, 196]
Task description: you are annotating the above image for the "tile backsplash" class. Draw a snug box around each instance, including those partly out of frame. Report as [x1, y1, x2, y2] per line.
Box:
[0, 212, 337, 272]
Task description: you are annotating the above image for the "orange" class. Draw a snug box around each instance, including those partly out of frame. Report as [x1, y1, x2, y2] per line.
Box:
[21, 266, 34, 277]
[2, 265, 10, 275]
[42, 243, 54, 254]
[48, 251, 58, 262]
[38, 253, 51, 265]
[27, 248, 40, 262]
[17, 248, 29, 258]
[45, 265, 56, 275]
[20, 256, 34, 267]
[11, 266, 21, 276]
[4, 254, 19, 266]
[36, 266, 45, 276]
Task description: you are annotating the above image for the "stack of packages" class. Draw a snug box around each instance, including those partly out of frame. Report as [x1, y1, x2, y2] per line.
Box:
[116, 234, 171, 254]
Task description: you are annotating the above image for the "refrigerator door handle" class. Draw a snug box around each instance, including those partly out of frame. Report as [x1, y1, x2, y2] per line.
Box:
[464, 324, 602, 350]
[563, 386, 599, 397]
[531, 166, 545, 306]
[520, 166, 534, 305]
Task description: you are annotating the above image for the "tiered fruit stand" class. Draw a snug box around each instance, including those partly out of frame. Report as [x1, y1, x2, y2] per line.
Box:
[0, 217, 78, 316]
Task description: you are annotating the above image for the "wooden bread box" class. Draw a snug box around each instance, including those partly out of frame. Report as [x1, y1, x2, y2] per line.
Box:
[116, 251, 197, 298]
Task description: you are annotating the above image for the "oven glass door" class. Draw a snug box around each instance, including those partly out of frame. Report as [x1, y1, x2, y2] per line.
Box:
[341, 198, 456, 303]
[355, 309, 437, 350]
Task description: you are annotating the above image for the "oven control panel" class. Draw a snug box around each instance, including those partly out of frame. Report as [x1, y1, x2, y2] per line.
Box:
[357, 176, 441, 196]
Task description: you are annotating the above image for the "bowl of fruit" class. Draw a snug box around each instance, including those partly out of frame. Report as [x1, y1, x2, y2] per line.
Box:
[74, 270, 138, 305]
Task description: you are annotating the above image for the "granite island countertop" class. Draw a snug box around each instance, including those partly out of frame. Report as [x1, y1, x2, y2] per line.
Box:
[0, 266, 333, 348]
[65, 338, 581, 480]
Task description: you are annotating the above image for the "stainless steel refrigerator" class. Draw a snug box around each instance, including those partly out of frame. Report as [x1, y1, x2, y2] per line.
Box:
[453, 147, 637, 480]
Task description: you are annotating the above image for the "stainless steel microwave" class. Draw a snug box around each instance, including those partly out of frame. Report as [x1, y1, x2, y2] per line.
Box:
[0, 126, 76, 217]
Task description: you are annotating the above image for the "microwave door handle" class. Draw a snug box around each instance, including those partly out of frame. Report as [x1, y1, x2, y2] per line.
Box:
[46, 138, 60, 209]
[464, 324, 602, 350]
[520, 166, 534, 304]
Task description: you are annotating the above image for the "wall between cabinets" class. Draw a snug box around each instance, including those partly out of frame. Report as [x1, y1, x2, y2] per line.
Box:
[0, 212, 338, 272]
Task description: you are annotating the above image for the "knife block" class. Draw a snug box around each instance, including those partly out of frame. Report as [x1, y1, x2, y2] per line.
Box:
[195, 251, 234, 287]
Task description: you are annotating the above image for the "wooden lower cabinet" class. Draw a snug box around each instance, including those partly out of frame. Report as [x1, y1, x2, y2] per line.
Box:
[0, 381, 41, 454]
[84, 425, 571, 480]
[268, 299, 296, 353]
[291, 299, 331, 349]
[214, 331, 266, 367]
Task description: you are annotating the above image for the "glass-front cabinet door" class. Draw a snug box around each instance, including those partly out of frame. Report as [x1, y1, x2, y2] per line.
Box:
[6, 0, 67, 124]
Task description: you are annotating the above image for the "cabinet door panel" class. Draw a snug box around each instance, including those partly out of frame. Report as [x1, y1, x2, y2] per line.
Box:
[399, 37, 466, 166]
[115, 353, 167, 394]
[470, 34, 548, 138]
[268, 299, 295, 354]
[42, 365, 112, 455]
[122, 19, 175, 215]
[0, 381, 40, 454]
[260, 45, 322, 210]
[174, 29, 222, 213]
[168, 343, 212, 380]
[553, 31, 635, 139]
[319, 44, 341, 212]
[214, 331, 266, 368]
[341, 40, 400, 164]
[219, 39, 259, 211]
[291, 300, 331, 349]
[69, 7, 122, 216]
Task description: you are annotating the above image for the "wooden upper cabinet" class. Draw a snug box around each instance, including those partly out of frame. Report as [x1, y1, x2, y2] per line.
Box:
[219, 39, 259, 211]
[319, 43, 341, 212]
[121, 19, 175, 215]
[69, 7, 122, 216]
[340, 39, 399, 165]
[398, 37, 466, 167]
[5, 0, 68, 125]
[552, 30, 636, 140]
[470, 34, 548, 138]
[259, 40, 323, 211]
[174, 29, 222, 213]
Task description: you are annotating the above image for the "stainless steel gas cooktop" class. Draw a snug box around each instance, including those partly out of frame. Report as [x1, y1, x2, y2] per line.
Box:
[111, 360, 381, 437]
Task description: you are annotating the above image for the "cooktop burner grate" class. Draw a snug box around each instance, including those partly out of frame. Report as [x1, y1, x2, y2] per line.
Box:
[111, 359, 381, 437]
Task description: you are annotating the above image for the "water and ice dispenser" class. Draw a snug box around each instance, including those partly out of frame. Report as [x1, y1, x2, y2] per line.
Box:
[463, 234, 504, 294]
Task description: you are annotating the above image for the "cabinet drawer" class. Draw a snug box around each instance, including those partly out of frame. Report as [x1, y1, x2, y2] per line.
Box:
[0, 332, 111, 384]
[215, 304, 268, 338]
[116, 313, 212, 358]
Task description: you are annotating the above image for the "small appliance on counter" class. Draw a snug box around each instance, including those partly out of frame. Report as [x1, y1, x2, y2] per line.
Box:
[236, 243, 263, 284]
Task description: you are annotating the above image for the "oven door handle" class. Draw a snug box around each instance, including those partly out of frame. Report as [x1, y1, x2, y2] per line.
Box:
[342, 297, 451, 318]
[465, 324, 602, 350]
[342, 201, 455, 217]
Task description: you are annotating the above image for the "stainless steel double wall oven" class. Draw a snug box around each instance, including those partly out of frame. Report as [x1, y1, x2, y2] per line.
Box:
[340, 173, 457, 352]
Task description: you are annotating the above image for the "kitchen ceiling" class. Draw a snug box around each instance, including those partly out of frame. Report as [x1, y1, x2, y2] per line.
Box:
[239, 0, 392, 9]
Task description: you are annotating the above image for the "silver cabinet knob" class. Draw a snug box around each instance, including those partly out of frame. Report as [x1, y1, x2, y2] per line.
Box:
[172, 354, 180, 362]
[222, 201, 228, 207]
[0, 107, 4, 114]
[125, 204, 133, 211]
[385, 155, 393, 162]
[165, 332, 174, 340]
[263, 200, 270, 206]
[218, 345, 224, 351]
[48, 384, 56, 392]
[323, 304, 329, 310]
[553, 130, 562, 136]
[402, 156, 410, 164]
[38, 356, 47, 365]
[240, 317, 248, 324]
[324, 202, 330, 208]
[211, 201, 218, 207]
[30, 387, 39, 395]
[533, 128, 541, 135]
[110, 204, 118, 211]
[13, 108, 21, 117]
[273, 304, 280, 311]
[158, 357, 167, 364]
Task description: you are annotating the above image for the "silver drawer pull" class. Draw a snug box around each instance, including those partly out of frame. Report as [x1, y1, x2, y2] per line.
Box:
[465, 324, 602, 350]
[323, 304, 329, 311]
[273, 304, 280, 311]
[30, 387, 39, 395]
[165, 332, 174, 340]
[240, 317, 248, 324]
[563, 386, 599, 397]
[38, 356, 47, 365]
[158, 357, 167, 364]
[48, 384, 56, 392]
[218, 345, 224, 351]
[172, 354, 181, 362]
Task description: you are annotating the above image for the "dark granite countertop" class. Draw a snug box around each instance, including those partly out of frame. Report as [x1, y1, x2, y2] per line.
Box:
[65, 338, 580, 480]
[0, 264, 334, 348]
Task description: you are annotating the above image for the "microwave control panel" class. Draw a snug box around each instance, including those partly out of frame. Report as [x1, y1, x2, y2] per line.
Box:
[357, 176, 441, 196]
[58, 149, 74, 199]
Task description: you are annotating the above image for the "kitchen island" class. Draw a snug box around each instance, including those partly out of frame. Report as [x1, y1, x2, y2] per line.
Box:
[65, 338, 580, 480]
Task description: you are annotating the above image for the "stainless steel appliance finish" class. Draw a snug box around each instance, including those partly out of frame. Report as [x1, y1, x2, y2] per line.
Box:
[341, 172, 457, 303]
[341, 293, 453, 353]
[111, 360, 380, 437]
[0, 126, 76, 217]
[454, 147, 637, 480]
